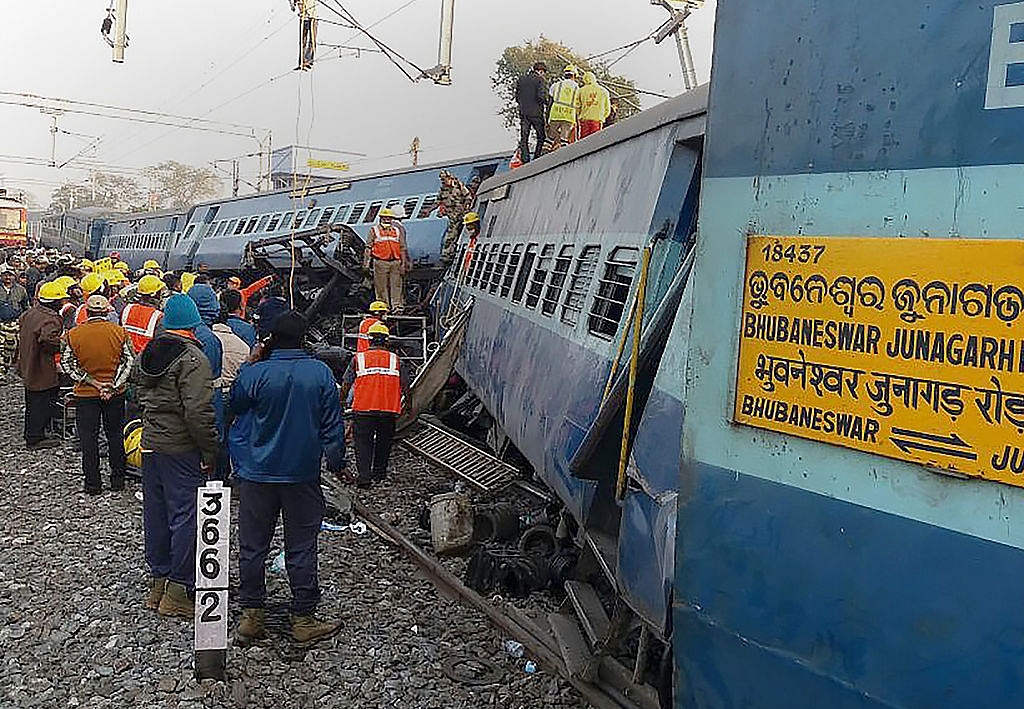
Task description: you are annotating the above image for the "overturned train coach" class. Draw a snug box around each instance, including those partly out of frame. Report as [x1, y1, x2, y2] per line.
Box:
[439, 1, 1024, 707]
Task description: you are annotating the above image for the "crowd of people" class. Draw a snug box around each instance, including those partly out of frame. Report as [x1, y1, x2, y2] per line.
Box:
[514, 61, 617, 165]
[0, 247, 410, 645]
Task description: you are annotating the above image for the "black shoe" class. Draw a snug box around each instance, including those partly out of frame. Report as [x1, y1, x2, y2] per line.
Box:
[26, 438, 60, 451]
[109, 477, 125, 492]
[84, 487, 103, 496]
[356, 480, 373, 489]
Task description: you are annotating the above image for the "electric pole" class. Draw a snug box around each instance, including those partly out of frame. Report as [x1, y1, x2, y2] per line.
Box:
[651, 0, 702, 90]
[113, 0, 128, 63]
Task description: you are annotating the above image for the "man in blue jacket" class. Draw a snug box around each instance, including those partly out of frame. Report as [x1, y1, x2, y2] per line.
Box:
[188, 283, 227, 477]
[230, 310, 345, 645]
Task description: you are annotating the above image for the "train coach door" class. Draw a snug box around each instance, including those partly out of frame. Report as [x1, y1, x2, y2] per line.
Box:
[185, 206, 219, 268]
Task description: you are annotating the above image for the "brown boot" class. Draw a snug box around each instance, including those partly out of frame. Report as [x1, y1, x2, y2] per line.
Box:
[144, 577, 167, 611]
[157, 581, 194, 619]
[291, 613, 342, 644]
[236, 608, 267, 646]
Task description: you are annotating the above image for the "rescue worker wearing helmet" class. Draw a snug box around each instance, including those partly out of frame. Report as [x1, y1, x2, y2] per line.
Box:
[363, 207, 411, 312]
[546, 64, 581, 152]
[577, 71, 612, 139]
[356, 301, 389, 353]
[121, 275, 165, 354]
[74, 273, 119, 326]
[17, 279, 68, 450]
[143, 259, 162, 277]
[102, 270, 130, 317]
[460, 212, 482, 274]
[340, 322, 409, 487]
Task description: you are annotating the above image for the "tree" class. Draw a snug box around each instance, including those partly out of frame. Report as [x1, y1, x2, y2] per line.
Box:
[49, 172, 144, 212]
[492, 37, 642, 132]
[144, 161, 222, 210]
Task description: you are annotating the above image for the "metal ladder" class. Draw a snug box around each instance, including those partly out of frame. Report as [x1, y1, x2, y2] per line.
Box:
[401, 419, 517, 493]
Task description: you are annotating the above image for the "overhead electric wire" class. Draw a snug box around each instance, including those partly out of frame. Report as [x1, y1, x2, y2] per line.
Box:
[318, 0, 428, 82]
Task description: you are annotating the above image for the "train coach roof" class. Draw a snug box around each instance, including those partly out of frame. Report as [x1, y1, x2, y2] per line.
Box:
[105, 207, 188, 224]
[478, 83, 708, 199]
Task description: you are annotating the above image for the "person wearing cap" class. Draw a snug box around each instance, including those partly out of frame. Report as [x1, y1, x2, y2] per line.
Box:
[102, 270, 129, 317]
[230, 310, 345, 646]
[188, 283, 227, 476]
[363, 207, 411, 312]
[340, 322, 409, 487]
[61, 295, 135, 495]
[16, 279, 68, 450]
[356, 301, 389, 353]
[253, 282, 290, 342]
[546, 64, 581, 152]
[74, 273, 118, 326]
[24, 256, 44, 297]
[121, 275, 165, 353]
[0, 267, 30, 381]
[131, 294, 219, 619]
[227, 274, 274, 318]
[220, 289, 257, 349]
[142, 259, 162, 277]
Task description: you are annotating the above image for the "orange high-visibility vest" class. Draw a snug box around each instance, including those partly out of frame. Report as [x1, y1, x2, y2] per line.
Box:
[352, 349, 402, 414]
[74, 304, 89, 326]
[370, 224, 403, 261]
[121, 303, 163, 353]
[356, 316, 379, 353]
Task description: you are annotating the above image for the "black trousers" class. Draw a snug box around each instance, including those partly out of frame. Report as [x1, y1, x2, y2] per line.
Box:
[352, 413, 397, 483]
[237, 479, 323, 615]
[77, 394, 127, 491]
[23, 387, 58, 445]
[519, 115, 546, 163]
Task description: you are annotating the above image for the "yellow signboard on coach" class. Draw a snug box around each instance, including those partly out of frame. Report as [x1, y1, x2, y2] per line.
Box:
[734, 236, 1024, 488]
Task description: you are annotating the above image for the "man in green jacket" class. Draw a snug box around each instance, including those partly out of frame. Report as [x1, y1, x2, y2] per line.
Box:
[131, 294, 220, 618]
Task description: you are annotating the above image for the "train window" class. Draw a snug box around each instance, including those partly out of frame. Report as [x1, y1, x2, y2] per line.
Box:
[244, 217, 260, 234]
[177, 224, 196, 246]
[541, 245, 575, 316]
[480, 244, 499, 290]
[561, 245, 601, 327]
[319, 207, 336, 226]
[255, 215, 270, 233]
[266, 213, 282, 232]
[512, 244, 537, 303]
[589, 246, 640, 339]
[304, 209, 321, 228]
[417, 195, 438, 219]
[291, 211, 307, 229]
[469, 244, 488, 287]
[364, 201, 383, 223]
[450, 244, 467, 278]
[403, 196, 420, 219]
[502, 244, 523, 298]
[223, 219, 238, 237]
[347, 204, 366, 224]
[233, 219, 247, 235]
[333, 205, 350, 223]
[489, 244, 510, 294]
[525, 244, 554, 309]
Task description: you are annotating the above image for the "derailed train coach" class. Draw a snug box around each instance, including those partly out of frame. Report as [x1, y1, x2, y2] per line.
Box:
[440, 84, 706, 687]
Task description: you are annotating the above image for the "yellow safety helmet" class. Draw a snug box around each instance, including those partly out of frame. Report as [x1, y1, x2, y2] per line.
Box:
[181, 272, 197, 293]
[369, 300, 389, 314]
[38, 280, 69, 302]
[367, 322, 390, 337]
[124, 419, 143, 469]
[54, 275, 78, 291]
[379, 207, 396, 219]
[80, 272, 105, 296]
[115, 261, 130, 273]
[463, 212, 480, 226]
[564, 64, 579, 76]
[137, 274, 165, 296]
[79, 259, 95, 272]
[102, 269, 127, 285]
[143, 259, 160, 270]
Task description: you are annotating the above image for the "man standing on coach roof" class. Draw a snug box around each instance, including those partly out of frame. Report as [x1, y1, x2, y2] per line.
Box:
[62, 294, 135, 495]
[516, 61, 549, 164]
[131, 294, 220, 618]
[17, 280, 68, 450]
[364, 207, 411, 312]
[230, 310, 345, 645]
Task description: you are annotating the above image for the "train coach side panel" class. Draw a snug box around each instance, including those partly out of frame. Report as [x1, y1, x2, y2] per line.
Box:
[679, 2, 1024, 708]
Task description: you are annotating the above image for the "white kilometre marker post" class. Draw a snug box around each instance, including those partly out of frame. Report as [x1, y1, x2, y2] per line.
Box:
[194, 480, 230, 680]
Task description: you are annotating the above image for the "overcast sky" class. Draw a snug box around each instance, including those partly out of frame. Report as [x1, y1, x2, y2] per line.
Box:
[0, 0, 717, 205]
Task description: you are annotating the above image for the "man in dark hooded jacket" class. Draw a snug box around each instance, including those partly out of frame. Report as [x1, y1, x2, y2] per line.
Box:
[131, 294, 220, 619]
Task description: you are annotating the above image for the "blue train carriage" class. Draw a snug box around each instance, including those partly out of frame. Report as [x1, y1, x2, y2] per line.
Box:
[678, 2, 1024, 708]
[166, 152, 508, 276]
[442, 87, 706, 673]
[37, 207, 119, 257]
[99, 208, 189, 271]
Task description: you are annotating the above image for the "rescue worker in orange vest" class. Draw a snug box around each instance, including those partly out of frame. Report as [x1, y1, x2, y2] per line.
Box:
[356, 301, 389, 353]
[226, 274, 274, 318]
[363, 208, 411, 312]
[121, 275, 165, 354]
[340, 323, 408, 488]
[74, 273, 118, 326]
